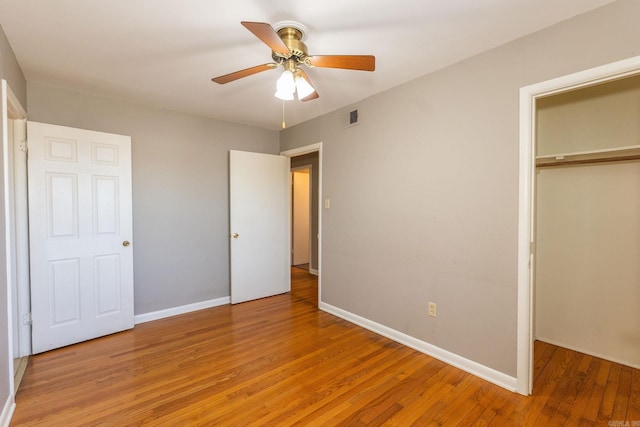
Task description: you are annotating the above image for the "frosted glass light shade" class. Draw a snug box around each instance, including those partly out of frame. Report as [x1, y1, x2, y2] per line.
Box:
[295, 76, 315, 99]
[275, 70, 295, 100]
[275, 88, 294, 100]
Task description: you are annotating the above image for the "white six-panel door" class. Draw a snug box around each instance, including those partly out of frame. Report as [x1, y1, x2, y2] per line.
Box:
[28, 122, 134, 353]
[229, 150, 290, 304]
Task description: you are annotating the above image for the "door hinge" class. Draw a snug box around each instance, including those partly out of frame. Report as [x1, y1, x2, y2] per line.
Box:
[528, 242, 536, 268]
[19, 140, 28, 153]
[22, 312, 32, 325]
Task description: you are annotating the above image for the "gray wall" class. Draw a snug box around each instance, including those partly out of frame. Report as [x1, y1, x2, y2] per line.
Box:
[27, 82, 279, 315]
[0, 22, 26, 419]
[291, 152, 319, 271]
[0, 25, 26, 108]
[280, 0, 640, 377]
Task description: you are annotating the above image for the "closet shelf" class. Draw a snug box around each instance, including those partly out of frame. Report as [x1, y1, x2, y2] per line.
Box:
[536, 144, 640, 168]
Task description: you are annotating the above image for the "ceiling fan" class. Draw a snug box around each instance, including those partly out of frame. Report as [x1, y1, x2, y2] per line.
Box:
[212, 21, 375, 102]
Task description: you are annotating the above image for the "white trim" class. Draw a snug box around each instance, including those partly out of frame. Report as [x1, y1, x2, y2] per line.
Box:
[5, 86, 25, 120]
[0, 395, 15, 427]
[2, 81, 29, 376]
[280, 142, 322, 157]
[281, 143, 323, 302]
[517, 54, 640, 396]
[320, 302, 517, 392]
[134, 297, 230, 324]
[1, 81, 16, 423]
[309, 268, 318, 276]
[517, 82, 535, 396]
[11, 118, 29, 358]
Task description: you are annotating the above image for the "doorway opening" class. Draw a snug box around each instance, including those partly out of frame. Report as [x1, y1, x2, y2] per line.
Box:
[517, 55, 640, 395]
[281, 143, 322, 306]
[291, 165, 311, 271]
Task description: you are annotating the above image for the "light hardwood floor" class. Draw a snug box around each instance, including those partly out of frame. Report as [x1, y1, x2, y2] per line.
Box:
[11, 268, 640, 426]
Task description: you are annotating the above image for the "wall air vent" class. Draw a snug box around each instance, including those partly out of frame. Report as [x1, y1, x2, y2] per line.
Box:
[349, 109, 359, 126]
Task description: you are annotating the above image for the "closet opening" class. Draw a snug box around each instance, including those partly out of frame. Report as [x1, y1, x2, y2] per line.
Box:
[532, 74, 640, 389]
[518, 56, 640, 395]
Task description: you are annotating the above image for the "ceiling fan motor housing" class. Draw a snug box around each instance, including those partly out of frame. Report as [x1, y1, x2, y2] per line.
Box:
[273, 27, 308, 62]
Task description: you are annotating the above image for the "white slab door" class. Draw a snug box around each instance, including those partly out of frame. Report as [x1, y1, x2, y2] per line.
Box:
[28, 122, 134, 353]
[229, 150, 290, 304]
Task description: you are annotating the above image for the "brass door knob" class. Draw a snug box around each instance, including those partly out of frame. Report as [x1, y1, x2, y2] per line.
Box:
[122, 241, 131, 247]
[232, 233, 239, 239]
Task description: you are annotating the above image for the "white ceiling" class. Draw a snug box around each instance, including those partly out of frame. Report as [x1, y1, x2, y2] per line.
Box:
[0, 0, 616, 130]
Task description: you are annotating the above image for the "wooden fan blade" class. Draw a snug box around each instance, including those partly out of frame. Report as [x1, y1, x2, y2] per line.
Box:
[301, 92, 319, 101]
[241, 21, 290, 56]
[212, 63, 277, 84]
[297, 69, 319, 102]
[307, 55, 375, 71]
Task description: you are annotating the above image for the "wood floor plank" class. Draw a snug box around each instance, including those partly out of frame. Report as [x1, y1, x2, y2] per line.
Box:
[562, 354, 602, 425]
[600, 363, 622, 422]
[612, 366, 632, 421]
[10, 268, 640, 426]
[520, 345, 575, 426]
[545, 349, 588, 424]
[628, 368, 640, 423]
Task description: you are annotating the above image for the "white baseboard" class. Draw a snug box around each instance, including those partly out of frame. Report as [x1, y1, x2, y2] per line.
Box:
[0, 394, 15, 427]
[319, 302, 517, 392]
[135, 297, 230, 324]
[309, 268, 319, 276]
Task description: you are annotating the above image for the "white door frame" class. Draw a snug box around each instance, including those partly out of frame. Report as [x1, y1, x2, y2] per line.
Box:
[9, 115, 29, 360]
[3, 79, 28, 376]
[517, 55, 640, 395]
[281, 143, 322, 300]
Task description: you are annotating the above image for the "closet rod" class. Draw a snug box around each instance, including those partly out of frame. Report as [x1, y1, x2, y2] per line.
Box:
[536, 154, 640, 168]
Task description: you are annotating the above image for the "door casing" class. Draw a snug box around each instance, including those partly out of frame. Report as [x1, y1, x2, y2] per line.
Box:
[2, 80, 28, 401]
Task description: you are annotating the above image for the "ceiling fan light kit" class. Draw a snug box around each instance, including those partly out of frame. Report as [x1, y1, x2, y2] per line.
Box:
[295, 75, 315, 99]
[275, 70, 295, 100]
[212, 20, 375, 107]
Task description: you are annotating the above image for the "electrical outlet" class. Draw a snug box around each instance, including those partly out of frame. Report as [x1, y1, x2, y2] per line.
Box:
[428, 302, 437, 318]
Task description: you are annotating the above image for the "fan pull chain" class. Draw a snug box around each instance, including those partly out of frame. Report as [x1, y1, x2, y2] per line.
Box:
[282, 100, 286, 129]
